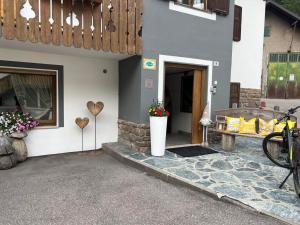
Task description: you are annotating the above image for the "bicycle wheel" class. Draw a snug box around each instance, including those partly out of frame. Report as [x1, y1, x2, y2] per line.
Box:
[292, 140, 300, 197]
[262, 132, 291, 169]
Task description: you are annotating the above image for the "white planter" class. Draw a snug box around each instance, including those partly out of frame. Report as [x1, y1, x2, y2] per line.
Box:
[150, 116, 168, 156]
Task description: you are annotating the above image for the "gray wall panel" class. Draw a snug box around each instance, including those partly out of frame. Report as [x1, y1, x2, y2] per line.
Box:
[120, 0, 234, 123]
[139, 0, 235, 122]
[119, 56, 142, 123]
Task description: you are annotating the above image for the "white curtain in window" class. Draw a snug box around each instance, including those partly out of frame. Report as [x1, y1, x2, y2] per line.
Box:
[0, 75, 12, 95]
[10, 74, 52, 119]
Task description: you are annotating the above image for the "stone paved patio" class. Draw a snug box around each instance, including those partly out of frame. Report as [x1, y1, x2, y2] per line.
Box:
[0, 152, 287, 225]
[104, 137, 300, 225]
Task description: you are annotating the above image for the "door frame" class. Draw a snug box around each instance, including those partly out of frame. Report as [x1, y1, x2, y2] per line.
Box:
[192, 69, 206, 144]
[165, 63, 206, 143]
[158, 54, 213, 119]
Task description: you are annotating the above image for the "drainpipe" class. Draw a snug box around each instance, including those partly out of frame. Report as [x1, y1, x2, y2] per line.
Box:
[288, 20, 298, 53]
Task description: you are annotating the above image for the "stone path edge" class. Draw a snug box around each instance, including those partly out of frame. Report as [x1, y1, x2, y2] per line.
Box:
[102, 143, 295, 225]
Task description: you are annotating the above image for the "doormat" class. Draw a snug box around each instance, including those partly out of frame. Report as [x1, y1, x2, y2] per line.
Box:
[167, 146, 218, 157]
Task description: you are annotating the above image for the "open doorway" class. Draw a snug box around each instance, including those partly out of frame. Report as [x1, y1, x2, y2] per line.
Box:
[165, 63, 207, 147]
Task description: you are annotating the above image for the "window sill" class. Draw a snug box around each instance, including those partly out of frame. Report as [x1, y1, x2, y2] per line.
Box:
[35, 125, 60, 130]
[169, 1, 216, 21]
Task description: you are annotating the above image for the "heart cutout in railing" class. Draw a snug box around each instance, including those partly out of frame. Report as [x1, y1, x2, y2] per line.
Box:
[87, 101, 104, 117]
[75, 117, 90, 129]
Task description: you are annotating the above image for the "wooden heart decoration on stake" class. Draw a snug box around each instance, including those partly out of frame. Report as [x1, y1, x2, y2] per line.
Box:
[87, 101, 104, 117]
[86, 101, 104, 151]
[75, 117, 90, 129]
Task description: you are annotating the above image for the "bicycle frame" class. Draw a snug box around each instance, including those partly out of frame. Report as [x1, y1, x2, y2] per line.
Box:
[281, 117, 297, 168]
[263, 106, 300, 195]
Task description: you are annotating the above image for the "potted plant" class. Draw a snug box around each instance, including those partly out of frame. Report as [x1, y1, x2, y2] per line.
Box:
[0, 111, 39, 162]
[148, 101, 170, 156]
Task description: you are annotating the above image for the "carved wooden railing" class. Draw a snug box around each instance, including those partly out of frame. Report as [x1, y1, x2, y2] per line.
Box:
[0, 0, 143, 55]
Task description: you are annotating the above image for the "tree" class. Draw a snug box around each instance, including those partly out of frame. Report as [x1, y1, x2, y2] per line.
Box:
[274, 0, 300, 16]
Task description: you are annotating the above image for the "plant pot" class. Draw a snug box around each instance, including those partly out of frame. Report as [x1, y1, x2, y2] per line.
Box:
[10, 132, 28, 162]
[150, 116, 168, 156]
[0, 135, 17, 170]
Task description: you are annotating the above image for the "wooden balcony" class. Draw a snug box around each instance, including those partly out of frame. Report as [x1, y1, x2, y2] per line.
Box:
[0, 0, 143, 55]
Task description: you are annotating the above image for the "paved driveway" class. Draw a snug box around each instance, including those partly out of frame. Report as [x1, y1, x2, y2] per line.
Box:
[0, 152, 286, 225]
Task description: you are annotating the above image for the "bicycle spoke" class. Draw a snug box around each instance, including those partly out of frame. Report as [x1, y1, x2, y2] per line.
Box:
[263, 132, 291, 169]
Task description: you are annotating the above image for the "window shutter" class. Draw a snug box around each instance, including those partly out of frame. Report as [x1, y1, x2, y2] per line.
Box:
[207, 0, 230, 16]
[233, 5, 242, 42]
[207, 0, 216, 11]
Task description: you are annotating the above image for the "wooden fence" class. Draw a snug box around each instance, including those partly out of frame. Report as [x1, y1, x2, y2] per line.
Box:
[0, 0, 143, 55]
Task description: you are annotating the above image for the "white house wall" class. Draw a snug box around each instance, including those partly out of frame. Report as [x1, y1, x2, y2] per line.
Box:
[0, 48, 119, 157]
[231, 0, 266, 89]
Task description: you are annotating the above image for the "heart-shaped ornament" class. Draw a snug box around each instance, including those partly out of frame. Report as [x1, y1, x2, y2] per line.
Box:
[87, 101, 104, 117]
[75, 117, 90, 129]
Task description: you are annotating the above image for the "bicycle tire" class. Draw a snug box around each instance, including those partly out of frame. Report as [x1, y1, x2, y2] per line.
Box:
[292, 141, 300, 197]
[294, 166, 300, 198]
[262, 132, 291, 169]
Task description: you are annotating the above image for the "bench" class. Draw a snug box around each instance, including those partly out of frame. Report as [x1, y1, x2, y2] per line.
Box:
[213, 108, 297, 158]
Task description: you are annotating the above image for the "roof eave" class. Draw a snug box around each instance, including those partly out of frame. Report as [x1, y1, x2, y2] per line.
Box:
[266, 0, 300, 23]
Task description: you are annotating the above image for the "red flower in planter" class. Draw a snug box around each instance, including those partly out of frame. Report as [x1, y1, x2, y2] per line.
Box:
[148, 101, 170, 117]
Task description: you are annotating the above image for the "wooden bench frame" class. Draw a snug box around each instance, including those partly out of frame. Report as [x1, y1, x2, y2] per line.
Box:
[211, 129, 281, 159]
[213, 108, 297, 159]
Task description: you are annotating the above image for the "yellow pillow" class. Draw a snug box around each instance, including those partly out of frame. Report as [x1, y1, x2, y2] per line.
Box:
[239, 118, 257, 135]
[226, 117, 241, 133]
[274, 120, 296, 132]
[288, 120, 296, 129]
[259, 119, 275, 136]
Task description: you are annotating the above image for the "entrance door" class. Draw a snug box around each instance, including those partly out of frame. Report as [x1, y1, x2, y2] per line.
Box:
[164, 63, 206, 145]
[192, 69, 206, 144]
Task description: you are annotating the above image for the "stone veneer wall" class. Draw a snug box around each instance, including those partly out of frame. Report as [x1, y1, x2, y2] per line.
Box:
[118, 119, 151, 153]
[240, 88, 262, 108]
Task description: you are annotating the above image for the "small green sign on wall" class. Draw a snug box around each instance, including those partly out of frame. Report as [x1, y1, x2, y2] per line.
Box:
[143, 58, 157, 70]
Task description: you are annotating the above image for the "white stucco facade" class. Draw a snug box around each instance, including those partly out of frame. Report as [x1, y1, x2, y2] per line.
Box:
[231, 0, 266, 89]
[0, 47, 119, 157]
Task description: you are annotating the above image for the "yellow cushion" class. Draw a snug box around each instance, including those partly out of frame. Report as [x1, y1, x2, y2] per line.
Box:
[288, 120, 297, 129]
[239, 118, 257, 135]
[274, 120, 296, 132]
[259, 119, 275, 136]
[226, 117, 241, 133]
